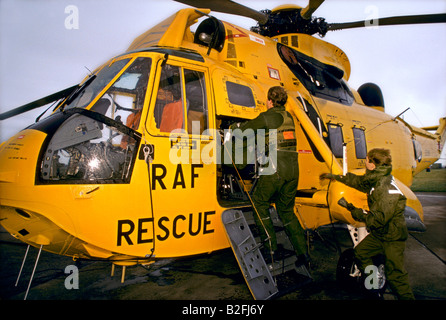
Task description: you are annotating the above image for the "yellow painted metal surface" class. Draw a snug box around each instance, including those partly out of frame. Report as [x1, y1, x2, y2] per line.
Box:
[0, 8, 443, 264]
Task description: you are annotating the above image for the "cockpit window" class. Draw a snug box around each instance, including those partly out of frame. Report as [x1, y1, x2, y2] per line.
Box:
[63, 57, 152, 131]
[91, 57, 151, 131]
[64, 58, 131, 110]
[277, 43, 354, 106]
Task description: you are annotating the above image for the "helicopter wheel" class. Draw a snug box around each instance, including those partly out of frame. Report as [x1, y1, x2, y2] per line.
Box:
[336, 248, 361, 289]
[336, 248, 387, 297]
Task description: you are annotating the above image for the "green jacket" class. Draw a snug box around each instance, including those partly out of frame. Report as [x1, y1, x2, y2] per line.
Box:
[335, 165, 408, 241]
[232, 106, 298, 179]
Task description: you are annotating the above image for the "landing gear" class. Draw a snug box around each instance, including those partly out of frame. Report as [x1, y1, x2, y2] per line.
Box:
[336, 248, 387, 298]
[336, 248, 361, 289]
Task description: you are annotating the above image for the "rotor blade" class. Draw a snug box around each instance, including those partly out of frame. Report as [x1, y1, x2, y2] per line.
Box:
[301, 0, 325, 20]
[173, 0, 268, 24]
[328, 13, 446, 31]
[0, 85, 78, 120]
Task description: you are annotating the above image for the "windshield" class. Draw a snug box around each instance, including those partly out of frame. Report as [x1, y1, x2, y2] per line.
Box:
[63, 57, 152, 131]
[64, 58, 131, 110]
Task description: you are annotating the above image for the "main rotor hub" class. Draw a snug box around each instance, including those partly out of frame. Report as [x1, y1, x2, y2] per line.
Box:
[251, 8, 328, 37]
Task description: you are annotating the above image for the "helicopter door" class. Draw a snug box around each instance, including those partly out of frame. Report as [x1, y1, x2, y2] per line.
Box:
[145, 60, 218, 257]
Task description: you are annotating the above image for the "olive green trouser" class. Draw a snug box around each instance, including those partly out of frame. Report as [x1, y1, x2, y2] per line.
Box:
[251, 173, 307, 257]
[354, 233, 415, 300]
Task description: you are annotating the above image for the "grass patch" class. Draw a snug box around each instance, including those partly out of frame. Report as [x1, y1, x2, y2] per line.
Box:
[410, 168, 446, 192]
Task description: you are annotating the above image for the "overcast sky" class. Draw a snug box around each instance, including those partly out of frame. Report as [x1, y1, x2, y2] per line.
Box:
[1, 0, 445, 161]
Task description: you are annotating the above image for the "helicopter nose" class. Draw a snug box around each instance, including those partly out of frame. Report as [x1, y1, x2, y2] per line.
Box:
[1, 206, 53, 247]
[0, 129, 46, 184]
[0, 128, 132, 260]
[0, 204, 111, 259]
[0, 129, 74, 253]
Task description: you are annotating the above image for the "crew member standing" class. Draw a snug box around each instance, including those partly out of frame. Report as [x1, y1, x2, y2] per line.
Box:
[231, 86, 308, 265]
[321, 148, 415, 299]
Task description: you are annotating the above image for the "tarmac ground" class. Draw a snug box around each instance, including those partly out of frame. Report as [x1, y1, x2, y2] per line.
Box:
[0, 192, 445, 302]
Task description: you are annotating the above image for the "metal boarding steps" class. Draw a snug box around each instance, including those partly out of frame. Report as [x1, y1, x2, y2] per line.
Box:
[222, 208, 312, 300]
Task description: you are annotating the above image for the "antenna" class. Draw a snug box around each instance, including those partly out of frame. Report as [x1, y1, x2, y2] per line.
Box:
[393, 107, 410, 120]
[84, 66, 93, 75]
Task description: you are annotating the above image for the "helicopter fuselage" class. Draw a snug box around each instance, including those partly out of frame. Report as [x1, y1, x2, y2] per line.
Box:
[0, 8, 440, 264]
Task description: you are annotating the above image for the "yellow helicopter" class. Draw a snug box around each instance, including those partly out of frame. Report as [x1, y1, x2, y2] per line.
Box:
[0, 0, 445, 299]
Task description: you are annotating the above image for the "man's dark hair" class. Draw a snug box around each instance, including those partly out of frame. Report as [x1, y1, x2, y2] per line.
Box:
[367, 148, 392, 166]
[268, 86, 288, 108]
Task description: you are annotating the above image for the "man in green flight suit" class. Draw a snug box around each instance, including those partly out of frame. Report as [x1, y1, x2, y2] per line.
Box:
[320, 148, 415, 299]
[230, 86, 308, 266]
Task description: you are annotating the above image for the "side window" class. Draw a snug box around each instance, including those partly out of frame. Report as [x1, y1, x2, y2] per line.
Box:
[327, 124, 344, 158]
[226, 81, 255, 108]
[154, 64, 208, 135]
[413, 139, 422, 162]
[154, 65, 184, 132]
[277, 43, 354, 106]
[353, 127, 367, 159]
[185, 69, 208, 134]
